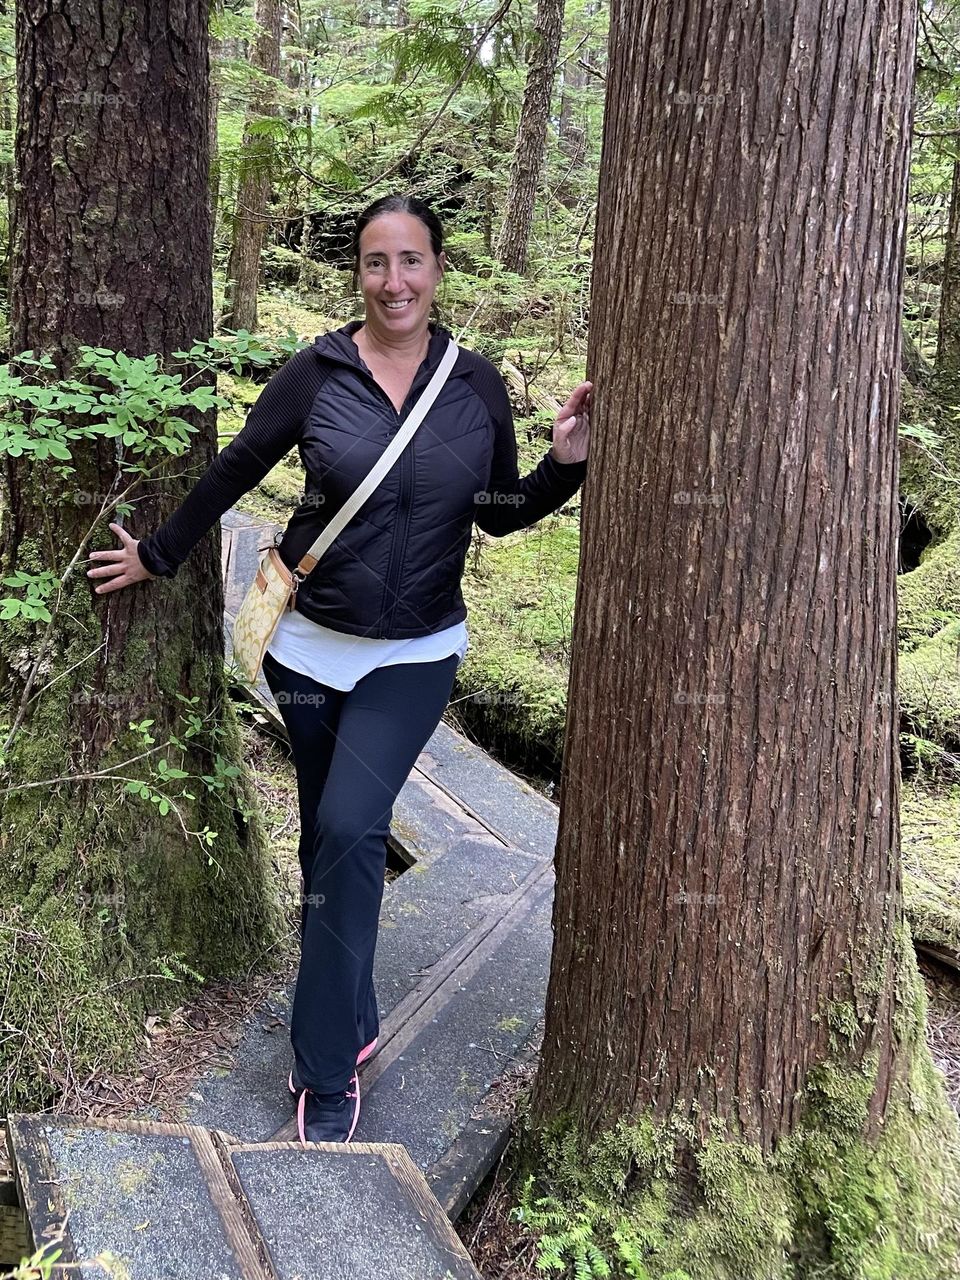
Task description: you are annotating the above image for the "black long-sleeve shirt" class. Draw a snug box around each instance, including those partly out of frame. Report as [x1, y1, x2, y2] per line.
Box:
[137, 337, 588, 582]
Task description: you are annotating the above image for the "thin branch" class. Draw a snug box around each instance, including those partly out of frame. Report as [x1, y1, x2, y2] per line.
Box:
[0, 745, 168, 793]
[577, 56, 606, 82]
[557, 33, 589, 72]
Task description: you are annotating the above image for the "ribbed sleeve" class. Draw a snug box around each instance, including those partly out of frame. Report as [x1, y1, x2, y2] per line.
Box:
[465, 355, 589, 537]
[136, 345, 328, 578]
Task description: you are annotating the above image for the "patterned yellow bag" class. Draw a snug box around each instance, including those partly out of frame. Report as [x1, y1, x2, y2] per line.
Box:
[230, 337, 460, 684]
[231, 543, 313, 684]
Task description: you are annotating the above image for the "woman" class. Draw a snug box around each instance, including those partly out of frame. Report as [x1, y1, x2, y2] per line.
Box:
[86, 193, 592, 1145]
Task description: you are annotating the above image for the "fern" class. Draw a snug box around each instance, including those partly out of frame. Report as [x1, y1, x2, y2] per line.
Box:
[313, 144, 362, 190]
[513, 1179, 616, 1278]
[899, 418, 945, 450]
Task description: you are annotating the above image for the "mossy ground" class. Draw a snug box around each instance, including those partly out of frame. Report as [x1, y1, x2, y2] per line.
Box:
[899, 620, 960, 752]
[898, 526, 960, 651]
[902, 780, 960, 954]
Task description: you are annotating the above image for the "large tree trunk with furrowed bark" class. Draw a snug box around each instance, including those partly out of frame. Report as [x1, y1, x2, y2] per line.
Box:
[0, 0, 282, 1114]
[521, 0, 960, 1269]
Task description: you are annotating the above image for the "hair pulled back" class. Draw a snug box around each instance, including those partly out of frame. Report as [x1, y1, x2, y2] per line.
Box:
[351, 194, 445, 294]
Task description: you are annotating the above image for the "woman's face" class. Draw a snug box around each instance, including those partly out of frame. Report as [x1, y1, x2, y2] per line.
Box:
[357, 212, 445, 342]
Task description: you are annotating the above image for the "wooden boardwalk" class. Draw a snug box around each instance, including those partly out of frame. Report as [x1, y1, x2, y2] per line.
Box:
[6, 1114, 480, 1279]
[0, 508, 561, 1278]
[210, 510, 558, 1214]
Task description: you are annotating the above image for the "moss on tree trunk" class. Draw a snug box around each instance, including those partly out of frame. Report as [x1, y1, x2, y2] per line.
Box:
[512, 927, 960, 1279]
[0, 0, 284, 1111]
[0, 538, 284, 1111]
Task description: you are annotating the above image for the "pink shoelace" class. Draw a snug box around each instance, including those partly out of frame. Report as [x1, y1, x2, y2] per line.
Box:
[297, 1071, 361, 1145]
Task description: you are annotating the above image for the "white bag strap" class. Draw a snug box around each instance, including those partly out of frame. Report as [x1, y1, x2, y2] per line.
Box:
[294, 337, 460, 574]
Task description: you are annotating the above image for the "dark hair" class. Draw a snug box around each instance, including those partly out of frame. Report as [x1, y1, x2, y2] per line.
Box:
[351, 194, 445, 294]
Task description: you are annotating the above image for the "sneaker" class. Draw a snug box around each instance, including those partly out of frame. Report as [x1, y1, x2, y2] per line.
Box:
[296, 1073, 360, 1145]
[288, 1037, 378, 1095]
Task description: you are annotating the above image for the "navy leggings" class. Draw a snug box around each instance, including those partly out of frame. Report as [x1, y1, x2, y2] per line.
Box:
[261, 646, 460, 1094]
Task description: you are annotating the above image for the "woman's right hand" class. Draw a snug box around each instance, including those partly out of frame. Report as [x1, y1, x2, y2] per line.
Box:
[86, 522, 158, 594]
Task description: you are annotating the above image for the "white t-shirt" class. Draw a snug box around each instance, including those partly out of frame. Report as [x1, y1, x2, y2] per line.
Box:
[265, 607, 469, 692]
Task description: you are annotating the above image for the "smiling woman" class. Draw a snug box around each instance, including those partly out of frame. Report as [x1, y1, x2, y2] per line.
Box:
[87, 190, 591, 1151]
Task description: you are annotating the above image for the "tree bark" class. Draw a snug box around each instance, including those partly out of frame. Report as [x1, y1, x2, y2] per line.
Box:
[221, 0, 283, 333]
[284, 0, 301, 116]
[0, 0, 282, 1111]
[535, 0, 919, 1155]
[937, 150, 960, 380]
[524, 0, 960, 1259]
[209, 33, 223, 228]
[558, 52, 586, 161]
[0, 91, 12, 302]
[495, 0, 565, 275]
[483, 28, 506, 257]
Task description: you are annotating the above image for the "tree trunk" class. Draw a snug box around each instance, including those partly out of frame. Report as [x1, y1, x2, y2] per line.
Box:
[495, 0, 564, 275]
[0, 0, 282, 1113]
[937, 150, 960, 382]
[903, 323, 932, 388]
[285, 0, 314, 133]
[0, 92, 12, 302]
[558, 52, 586, 161]
[294, 0, 318, 293]
[221, 0, 283, 333]
[483, 28, 506, 257]
[525, 0, 960, 1268]
[209, 33, 223, 230]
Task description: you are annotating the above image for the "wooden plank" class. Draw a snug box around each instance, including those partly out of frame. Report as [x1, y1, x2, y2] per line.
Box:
[379, 1144, 482, 1278]
[412, 761, 514, 848]
[425, 1020, 542, 1218]
[222, 1140, 481, 1279]
[353, 860, 552, 1091]
[5, 1116, 80, 1270]
[225, 1139, 405, 1156]
[189, 1128, 277, 1280]
[9, 1115, 480, 1278]
[7, 1116, 262, 1280]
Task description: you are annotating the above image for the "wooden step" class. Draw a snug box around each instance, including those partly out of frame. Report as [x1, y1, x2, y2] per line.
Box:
[6, 1114, 480, 1279]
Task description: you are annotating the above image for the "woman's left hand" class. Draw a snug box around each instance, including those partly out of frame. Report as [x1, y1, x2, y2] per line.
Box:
[550, 381, 592, 465]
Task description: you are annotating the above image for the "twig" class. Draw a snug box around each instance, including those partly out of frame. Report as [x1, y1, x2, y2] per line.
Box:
[0, 745, 168, 793]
